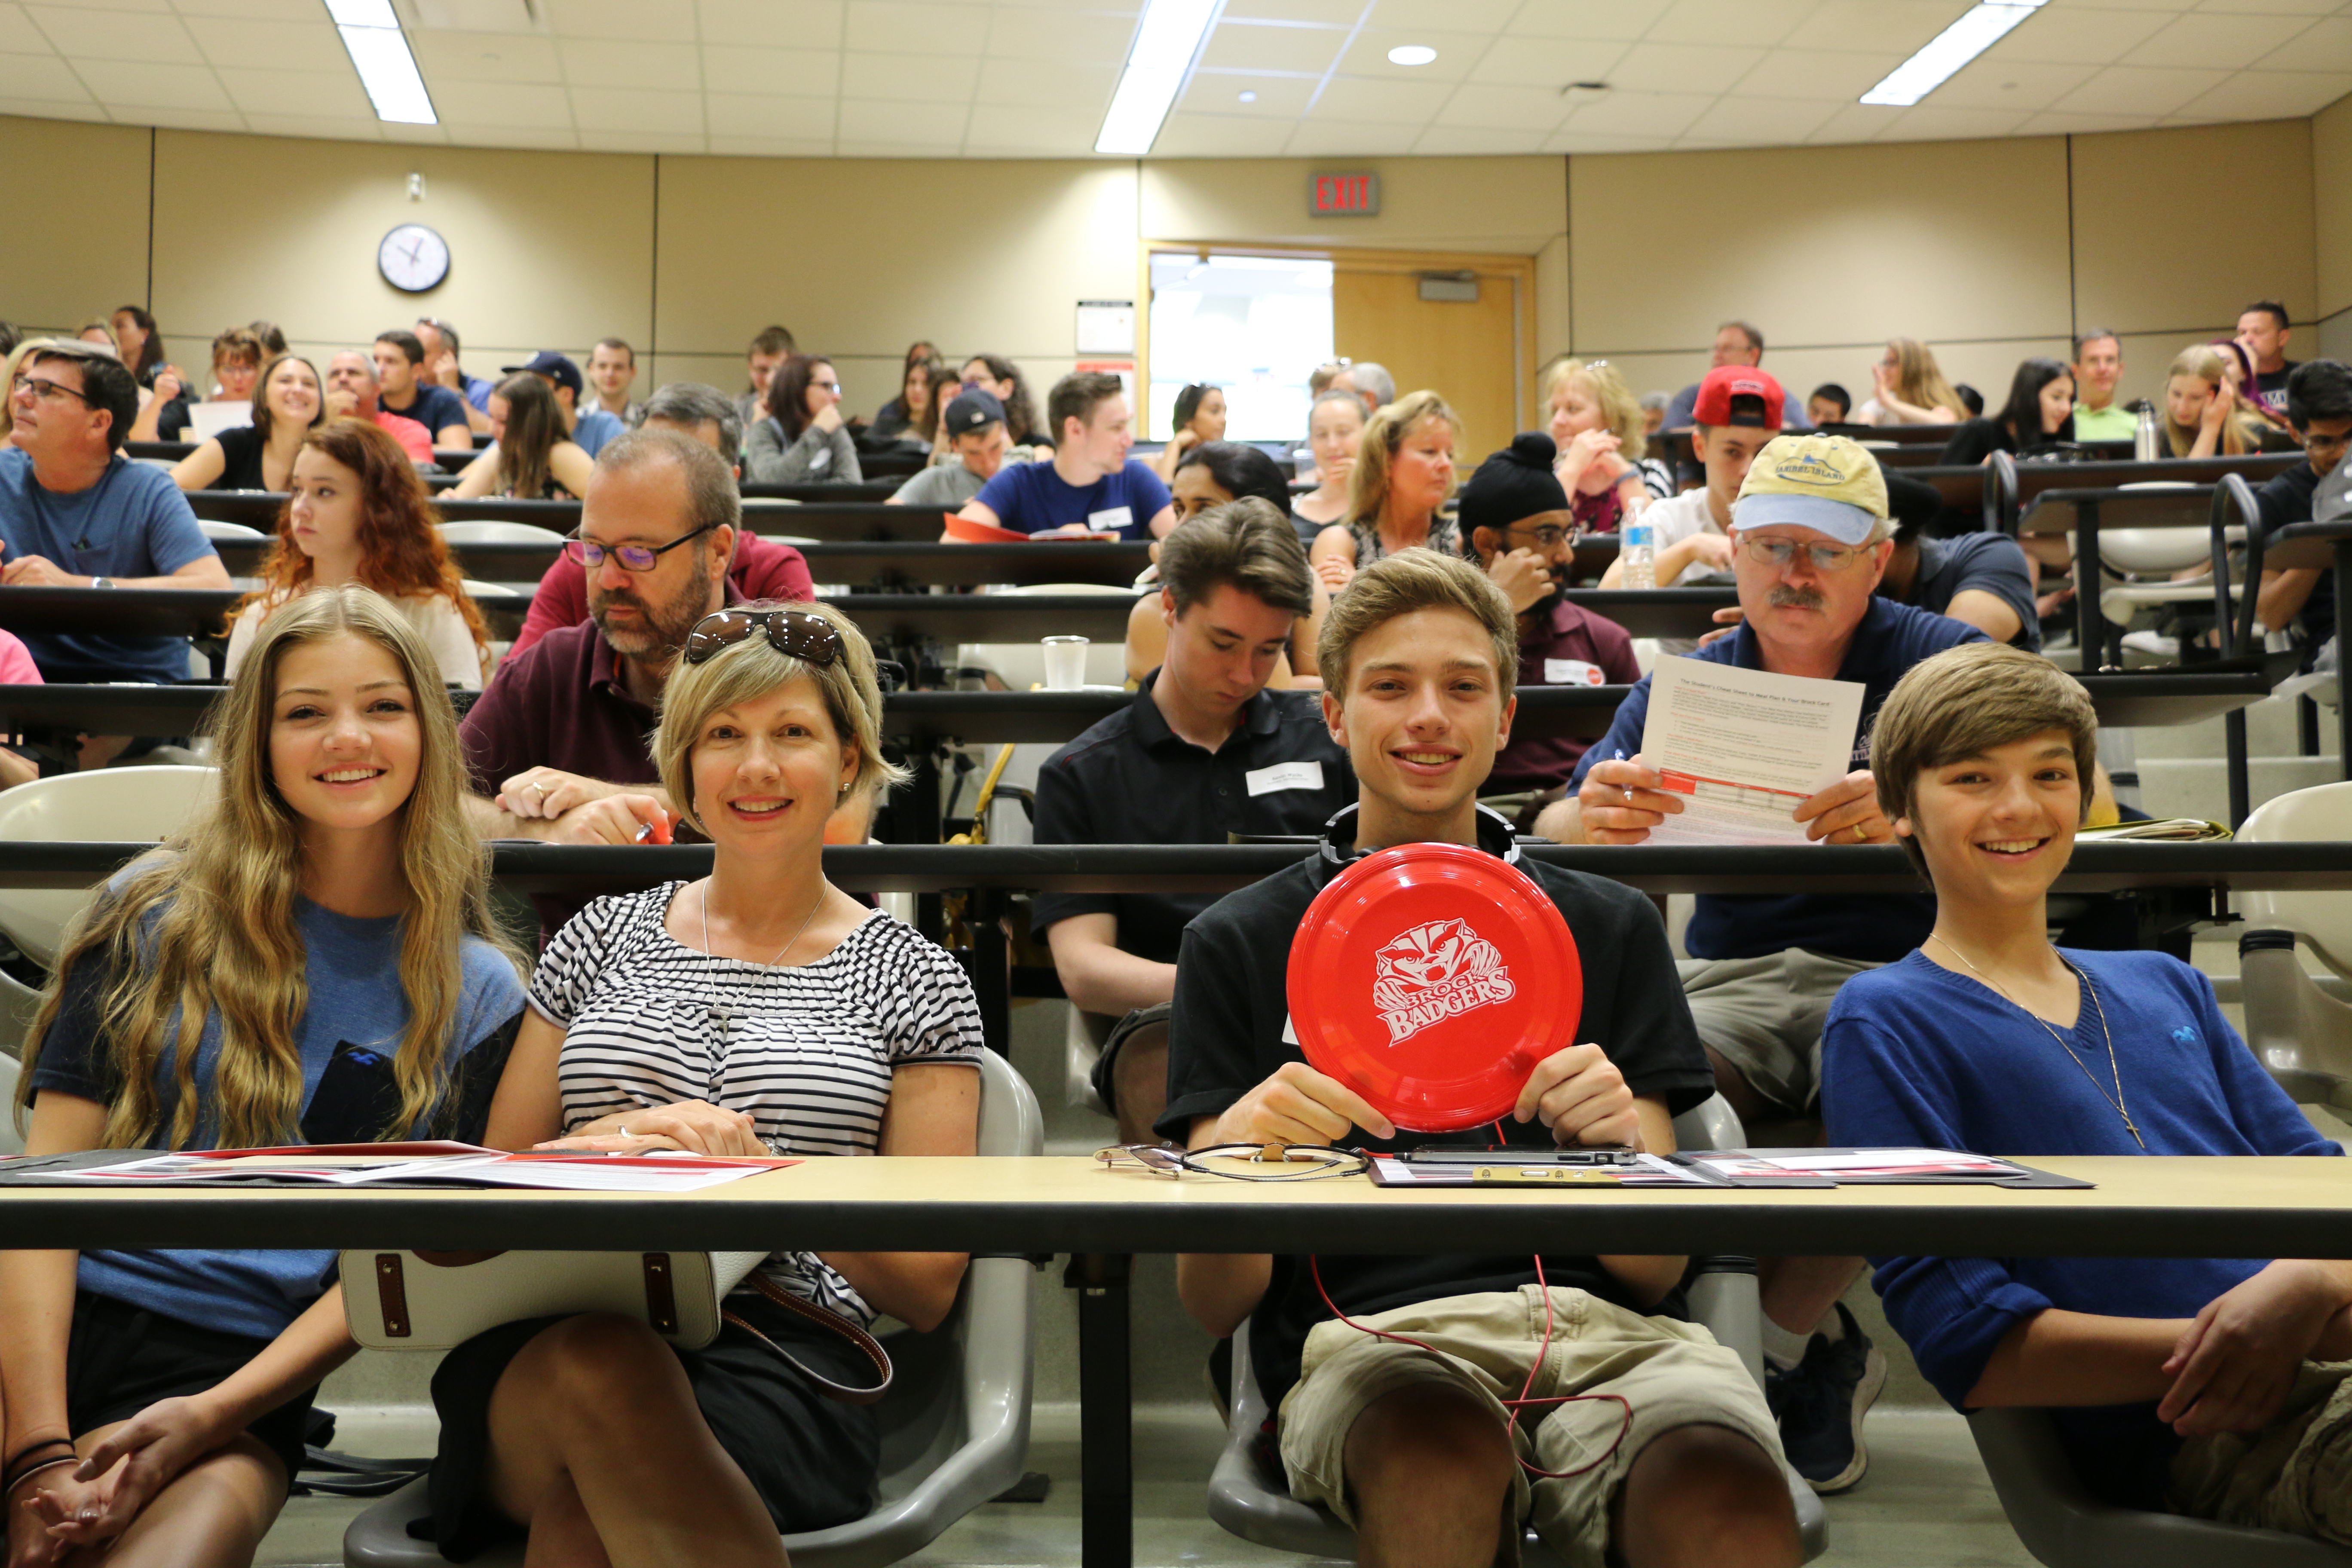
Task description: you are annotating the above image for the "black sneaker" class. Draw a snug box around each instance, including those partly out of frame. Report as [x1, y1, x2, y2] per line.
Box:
[1765, 1302, 1886, 1494]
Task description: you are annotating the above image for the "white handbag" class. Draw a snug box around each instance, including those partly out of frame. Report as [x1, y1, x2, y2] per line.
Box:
[338, 1249, 892, 1403]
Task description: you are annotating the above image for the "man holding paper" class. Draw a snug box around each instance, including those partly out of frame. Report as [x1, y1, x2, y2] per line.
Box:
[1537, 433, 1985, 1495]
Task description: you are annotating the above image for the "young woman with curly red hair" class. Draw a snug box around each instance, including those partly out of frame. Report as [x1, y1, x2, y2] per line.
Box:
[223, 417, 491, 688]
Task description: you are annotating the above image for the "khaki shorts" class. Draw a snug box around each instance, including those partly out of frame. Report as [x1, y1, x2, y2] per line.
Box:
[1676, 950, 1883, 1115]
[2170, 1359, 2352, 1543]
[1276, 1285, 1781, 1568]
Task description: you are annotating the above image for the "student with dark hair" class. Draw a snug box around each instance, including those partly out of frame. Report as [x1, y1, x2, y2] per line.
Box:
[451, 374, 593, 501]
[867, 353, 941, 447]
[109, 305, 162, 387]
[1151, 382, 1228, 481]
[2254, 360, 2352, 665]
[169, 353, 324, 494]
[961, 353, 1045, 448]
[133, 325, 265, 443]
[746, 354, 862, 485]
[2238, 301, 2298, 416]
[1940, 358, 2075, 466]
[1807, 383, 1850, 428]
[890, 390, 1009, 510]
[1875, 472, 2039, 649]
[372, 331, 474, 448]
[1038, 497, 1350, 1143]
[1127, 443, 1320, 682]
[415, 316, 495, 432]
[584, 337, 640, 425]
[500, 350, 625, 456]
[731, 325, 798, 429]
[248, 320, 288, 358]
[955, 372, 1172, 540]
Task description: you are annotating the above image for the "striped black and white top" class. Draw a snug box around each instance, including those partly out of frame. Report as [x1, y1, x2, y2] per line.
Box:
[529, 882, 984, 1326]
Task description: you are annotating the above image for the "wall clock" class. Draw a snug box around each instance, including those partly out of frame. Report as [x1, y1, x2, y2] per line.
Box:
[378, 223, 450, 293]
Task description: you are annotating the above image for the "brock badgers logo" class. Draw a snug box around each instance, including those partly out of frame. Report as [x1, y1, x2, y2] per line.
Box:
[1371, 918, 1516, 1045]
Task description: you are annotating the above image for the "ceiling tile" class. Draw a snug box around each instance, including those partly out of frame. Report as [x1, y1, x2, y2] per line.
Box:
[2173, 69, 2351, 119]
[839, 51, 978, 101]
[1430, 81, 1569, 131]
[1986, 7, 2176, 66]
[214, 64, 369, 116]
[1411, 124, 1546, 153]
[377, 119, 450, 142]
[1198, 21, 1347, 74]
[567, 83, 704, 132]
[2254, 17, 2352, 74]
[440, 125, 578, 150]
[170, 0, 322, 17]
[833, 138, 961, 155]
[702, 90, 836, 138]
[2046, 0, 2195, 11]
[559, 38, 701, 90]
[1149, 109, 1289, 154]
[1777, 0, 1958, 53]
[1928, 57, 2099, 112]
[1680, 93, 1841, 143]
[1545, 126, 1678, 152]
[1334, 27, 1489, 81]
[1364, 0, 1517, 30]
[92, 59, 231, 108]
[410, 31, 562, 83]
[1730, 47, 1890, 101]
[184, 16, 345, 71]
[26, 4, 199, 61]
[548, 0, 698, 43]
[1177, 67, 1318, 114]
[1869, 103, 2029, 141]
[965, 101, 1103, 149]
[2121, 11, 2315, 69]
[0, 50, 88, 99]
[1504, 0, 1674, 41]
[978, 55, 1118, 106]
[576, 129, 704, 151]
[705, 133, 836, 154]
[2011, 107, 2149, 133]
[1462, 35, 1627, 88]
[430, 78, 575, 127]
[842, 3, 991, 55]
[1218, 0, 1363, 22]
[239, 110, 379, 137]
[834, 95, 967, 142]
[1804, 102, 1902, 143]
[1608, 40, 1767, 95]
[697, 0, 843, 48]
[1559, 88, 1712, 136]
[41, 0, 168, 10]
[2052, 62, 2230, 114]
[1280, 116, 1423, 153]
[701, 43, 837, 96]
[2190, 0, 2339, 13]
[1645, 0, 1819, 49]
[0, 5, 48, 52]
[134, 105, 248, 129]
[983, 6, 1136, 62]
[1306, 72, 1450, 120]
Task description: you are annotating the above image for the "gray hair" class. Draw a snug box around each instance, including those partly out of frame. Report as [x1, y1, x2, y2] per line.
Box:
[639, 381, 743, 467]
[1639, 391, 1670, 413]
[1353, 361, 1396, 408]
[593, 427, 741, 540]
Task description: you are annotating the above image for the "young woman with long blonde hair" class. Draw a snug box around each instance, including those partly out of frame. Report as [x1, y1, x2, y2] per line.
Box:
[1308, 389, 1460, 591]
[1860, 337, 1968, 426]
[1, 586, 525, 1568]
[2160, 344, 2251, 460]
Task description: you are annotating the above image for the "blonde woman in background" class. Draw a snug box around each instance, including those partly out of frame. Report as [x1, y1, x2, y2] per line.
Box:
[2160, 345, 2250, 460]
[1858, 337, 1968, 426]
[1291, 388, 1366, 532]
[1544, 356, 1662, 532]
[0, 336, 57, 442]
[1308, 389, 1460, 591]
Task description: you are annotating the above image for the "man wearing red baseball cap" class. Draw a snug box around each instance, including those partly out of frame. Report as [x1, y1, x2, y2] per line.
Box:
[1601, 366, 1783, 622]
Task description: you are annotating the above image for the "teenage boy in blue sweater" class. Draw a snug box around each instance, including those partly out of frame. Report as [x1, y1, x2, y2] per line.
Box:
[1822, 642, 2352, 1534]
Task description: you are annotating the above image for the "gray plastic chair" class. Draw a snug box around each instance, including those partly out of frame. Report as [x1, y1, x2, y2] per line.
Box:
[1968, 1407, 2352, 1567]
[2236, 781, 2352, 1112]
[342, 1047, 1041, 1568]
[1204, 1093, 1827, 1564]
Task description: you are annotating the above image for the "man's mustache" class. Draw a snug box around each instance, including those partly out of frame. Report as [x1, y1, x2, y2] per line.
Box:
[1768, 584, 1824, 610]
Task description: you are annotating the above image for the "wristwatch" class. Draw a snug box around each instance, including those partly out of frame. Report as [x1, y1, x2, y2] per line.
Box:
[89, 576, 113, 590]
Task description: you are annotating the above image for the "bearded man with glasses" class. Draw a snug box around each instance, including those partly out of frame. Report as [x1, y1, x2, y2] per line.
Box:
[1540, 433, 1990, 1500]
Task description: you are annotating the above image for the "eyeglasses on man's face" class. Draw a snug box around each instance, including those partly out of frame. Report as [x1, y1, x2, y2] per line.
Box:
[562, 522, 714, 573]
[1737, 535, 1871, 573]
[1503, 523, 1572, 549]
[9, 374, 92, 407]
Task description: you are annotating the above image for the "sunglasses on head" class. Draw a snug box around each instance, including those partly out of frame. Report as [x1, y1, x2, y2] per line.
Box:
[683, 608, 845, 668]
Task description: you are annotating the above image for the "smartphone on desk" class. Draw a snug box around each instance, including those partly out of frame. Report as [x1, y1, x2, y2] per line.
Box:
[1400, 1145, 1639, 1167]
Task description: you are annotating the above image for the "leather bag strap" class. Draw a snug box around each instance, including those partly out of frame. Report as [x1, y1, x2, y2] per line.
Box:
[720, 1274, 893, 1406]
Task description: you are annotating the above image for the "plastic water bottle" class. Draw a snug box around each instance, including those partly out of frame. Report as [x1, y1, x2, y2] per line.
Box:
[2133, 401, 2160, 462]
[1620, 512, 1656, 591]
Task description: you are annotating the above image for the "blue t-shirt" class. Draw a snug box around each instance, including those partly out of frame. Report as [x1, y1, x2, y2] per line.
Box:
[572, 407, 626, 458]
[1569, 597, 1986, 963]
[1822, 947, 2341, 1506]
[460, 372, 495, 413]
[1893, 532, 2040, 652]
[973, 458, 1170, 541]
[0, 447, 216, 683]
[386, 381, 470, 442]
[29, 894, 526, 1340]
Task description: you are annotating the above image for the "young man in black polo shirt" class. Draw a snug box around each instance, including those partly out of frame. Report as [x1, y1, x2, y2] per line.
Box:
[1161, 548, 1797, 1568]
[2254, 360, 2352, 665]
[1033, 498, 1353, 1144]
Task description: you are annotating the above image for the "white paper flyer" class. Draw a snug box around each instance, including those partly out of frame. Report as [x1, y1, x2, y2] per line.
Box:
[1635, 657, 1866, 845]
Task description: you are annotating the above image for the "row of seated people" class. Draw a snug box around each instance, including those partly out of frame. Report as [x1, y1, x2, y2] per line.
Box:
[2, 551, 2346, 1566]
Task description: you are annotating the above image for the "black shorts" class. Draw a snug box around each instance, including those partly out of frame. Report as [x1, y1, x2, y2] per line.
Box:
[66, 1290, 317, 1487]
[422, 1292, 880, 1561]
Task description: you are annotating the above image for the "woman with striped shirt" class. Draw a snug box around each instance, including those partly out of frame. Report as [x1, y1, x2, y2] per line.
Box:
[425, 600, 983, 1566]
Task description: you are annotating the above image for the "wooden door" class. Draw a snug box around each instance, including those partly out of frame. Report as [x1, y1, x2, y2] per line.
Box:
[1332, 258, 1525, 468]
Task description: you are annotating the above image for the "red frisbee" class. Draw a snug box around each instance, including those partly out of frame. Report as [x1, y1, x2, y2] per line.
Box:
[1287, 843, 1583, 1134]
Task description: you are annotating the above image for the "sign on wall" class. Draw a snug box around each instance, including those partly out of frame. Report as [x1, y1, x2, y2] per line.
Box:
[1075, 300, 1135, 355]
[1311, 173, 1380, 217]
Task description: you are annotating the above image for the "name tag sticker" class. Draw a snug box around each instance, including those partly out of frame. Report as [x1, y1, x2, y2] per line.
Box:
[1245, 760, 1324, 796]
[1545, 658, 1604, 686]
[1282, 1013, 1298, 1045]
[1087, 505, 1134, 532]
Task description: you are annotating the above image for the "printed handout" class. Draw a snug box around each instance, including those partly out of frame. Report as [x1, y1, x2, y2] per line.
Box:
[1637, 657, 1865, 845]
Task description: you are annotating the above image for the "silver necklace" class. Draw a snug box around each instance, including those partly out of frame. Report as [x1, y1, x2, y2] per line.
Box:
[1927, 934, 2144, 1149]
[699, 879, 824, 1044]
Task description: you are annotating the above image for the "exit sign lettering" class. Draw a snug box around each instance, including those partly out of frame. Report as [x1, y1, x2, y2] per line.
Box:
[1311, 173, 1380, 217]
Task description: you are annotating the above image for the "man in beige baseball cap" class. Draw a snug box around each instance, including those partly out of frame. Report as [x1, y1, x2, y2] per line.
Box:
[1538, 431, 1990, 1495]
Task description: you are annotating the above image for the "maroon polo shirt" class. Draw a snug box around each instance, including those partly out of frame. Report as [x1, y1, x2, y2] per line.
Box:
[1488, 594, 1642, 794]
[509, 535, 813, 658]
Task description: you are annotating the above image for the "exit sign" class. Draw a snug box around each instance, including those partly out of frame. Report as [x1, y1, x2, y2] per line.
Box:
[1311, 172, 1380, 216]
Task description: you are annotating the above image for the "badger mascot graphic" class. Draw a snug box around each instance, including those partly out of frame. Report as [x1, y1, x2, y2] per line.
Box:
[1371, 918, 1516, 1045]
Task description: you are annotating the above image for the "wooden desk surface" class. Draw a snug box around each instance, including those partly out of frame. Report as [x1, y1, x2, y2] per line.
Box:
[2, 1155, 2343, 1259]
[2018, 486, 2214, 535]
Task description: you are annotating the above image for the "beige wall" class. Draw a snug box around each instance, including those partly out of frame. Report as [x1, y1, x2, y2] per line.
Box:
[2314, 94, 2352, 363]
[0, 119, 152, 334]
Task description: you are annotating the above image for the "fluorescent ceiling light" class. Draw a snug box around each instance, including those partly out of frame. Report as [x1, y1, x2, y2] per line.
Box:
[1387, 45, 1436, 66]
[323, 0, 437, 125]
[1095, 0, 1219, 155]
[1861, 1, 2044, 107]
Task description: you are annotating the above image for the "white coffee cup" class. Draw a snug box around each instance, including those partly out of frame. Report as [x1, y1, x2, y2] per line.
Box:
[1041, 636, 1090, 691]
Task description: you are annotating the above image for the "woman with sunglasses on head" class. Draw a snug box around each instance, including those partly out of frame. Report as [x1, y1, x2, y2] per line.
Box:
[170, 352, 325, 494]
[1149, 382, 1229, 482]
[746, 354, 864, 486]
[429, 601, 981, 1566]
[224, 418, 491, 689]
[1, 585, 524, 1568]
[450, 373, 594, 501]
